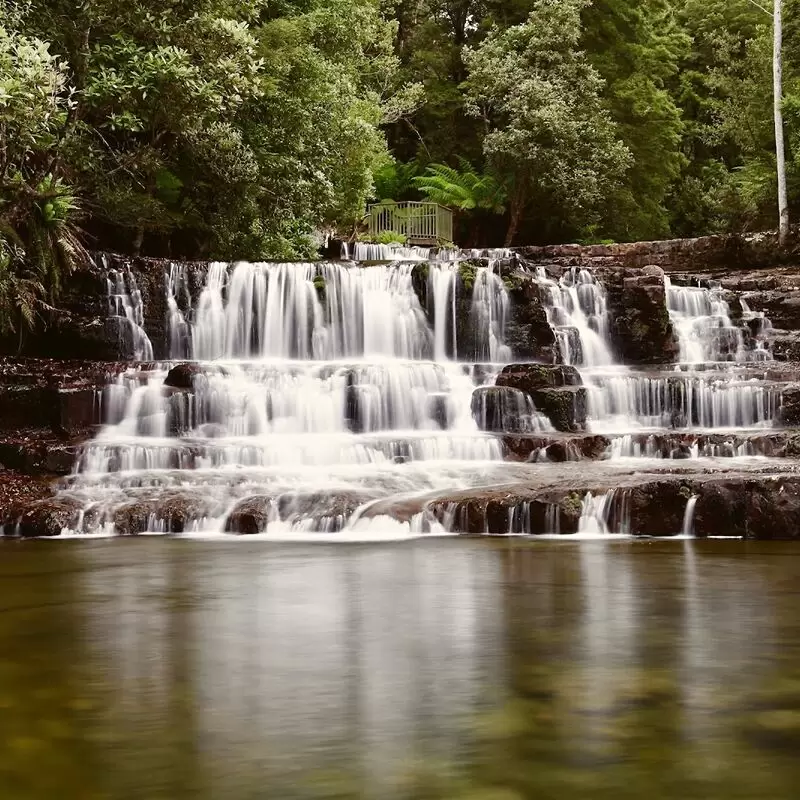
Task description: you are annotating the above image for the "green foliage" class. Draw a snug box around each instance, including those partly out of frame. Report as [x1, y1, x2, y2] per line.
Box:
[364, 230, 409, 244]
[413, 160, 507, 213]
[463, 0, 632, 245]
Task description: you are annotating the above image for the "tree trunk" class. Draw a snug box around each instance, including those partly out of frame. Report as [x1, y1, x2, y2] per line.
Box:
[774, 0, 789, 244]
[504, 187, 525, 247]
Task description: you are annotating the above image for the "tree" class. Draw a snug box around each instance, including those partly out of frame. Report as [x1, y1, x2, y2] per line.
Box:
[581, 0, 689, 241]
[463, 0, 631, 245]
[774, 0, 789, 243]
[0, 21, 83, 338]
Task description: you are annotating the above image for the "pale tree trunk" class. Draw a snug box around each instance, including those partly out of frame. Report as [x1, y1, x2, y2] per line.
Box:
[774, 0, 789, 244]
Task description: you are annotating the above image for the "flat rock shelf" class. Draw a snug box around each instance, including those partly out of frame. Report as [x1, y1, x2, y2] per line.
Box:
[4, 243, 800, 539]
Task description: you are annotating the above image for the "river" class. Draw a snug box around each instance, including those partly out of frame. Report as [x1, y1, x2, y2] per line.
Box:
[1, 538, 799, 798]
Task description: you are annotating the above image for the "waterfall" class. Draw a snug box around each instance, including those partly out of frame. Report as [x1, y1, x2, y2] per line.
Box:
[577, 490, 628, 535]
[429, 263, 458, 361]
[167, 262, 191, 359]
[106, 264, 154, 361]
[681, 495, 698, 537]
[535, 267, 613, 367]
[665, 278, 747, 363]
[471, 262, 511, 362]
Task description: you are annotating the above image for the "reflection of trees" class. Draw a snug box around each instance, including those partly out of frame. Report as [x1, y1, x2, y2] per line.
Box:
[0, 544, 102, 799]
[461, 541, 797, 800]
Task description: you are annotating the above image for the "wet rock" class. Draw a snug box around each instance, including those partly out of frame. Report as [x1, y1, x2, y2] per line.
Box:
[778, 384, 800, 426]
[471, 387, 541, 433]
[164, 362, 206, 389]
[495, 365, 586, 431]
[497, 364, 582, 392]
[530, 387, 587, 432]
[427, 393, 451, 429]
[502, 434, 610, 462]
[504, 273, 559, 362]
[225, 490, 376, 534]
[112, 492, 218, 535]
[15, 496, 85, 537]
[610, 266, 679, 364]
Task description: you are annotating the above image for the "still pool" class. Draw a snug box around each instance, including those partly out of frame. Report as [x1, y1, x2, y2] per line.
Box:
[1, 538, 799, 799]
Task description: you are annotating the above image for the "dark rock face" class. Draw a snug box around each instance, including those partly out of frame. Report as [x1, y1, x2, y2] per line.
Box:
[779, 384, 800, 426]
[417, 473, 800, 539]
[164, 362, 206, 389]
[502, 434, 610, 462]
[504, 273, 559, 362]
[496, 364, 582, 392]
[496, 365, 585, 431]
[609, 266, 679, 364]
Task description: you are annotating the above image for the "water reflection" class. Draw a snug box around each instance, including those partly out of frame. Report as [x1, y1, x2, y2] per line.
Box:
[0, 539, 798, 798]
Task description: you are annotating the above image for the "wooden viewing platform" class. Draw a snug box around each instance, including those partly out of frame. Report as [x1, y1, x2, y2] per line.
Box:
[367, 201, 453, 245]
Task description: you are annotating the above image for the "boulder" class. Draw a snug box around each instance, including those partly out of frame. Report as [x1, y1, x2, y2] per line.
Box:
[495, 365, 585, 431]
[15, 496, 85, 537]
[164, 362, 206, 389]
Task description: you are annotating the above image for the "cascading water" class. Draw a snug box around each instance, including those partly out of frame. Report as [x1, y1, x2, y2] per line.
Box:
[106, 263, 154, 361]
[535, 267, 613, 367]
[665, 278, 746, 363]
[58, 257, 528, 536]
[532, 266, 779, 435]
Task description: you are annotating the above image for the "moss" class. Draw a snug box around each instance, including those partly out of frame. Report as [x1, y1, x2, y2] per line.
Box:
[679, 484, 693, 500]
[313, 274, 326, 299]
[459, 262, 477, 293]
[562, 492, 584, 516]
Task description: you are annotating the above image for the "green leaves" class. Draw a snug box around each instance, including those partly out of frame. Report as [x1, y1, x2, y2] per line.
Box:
[413, 160, 506, 213]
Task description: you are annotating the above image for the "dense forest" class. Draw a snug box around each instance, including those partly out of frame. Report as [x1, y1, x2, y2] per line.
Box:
[1, 0, 799, 330]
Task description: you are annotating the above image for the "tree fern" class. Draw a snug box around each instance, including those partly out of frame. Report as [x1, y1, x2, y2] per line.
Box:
[413, 160, 507, 213]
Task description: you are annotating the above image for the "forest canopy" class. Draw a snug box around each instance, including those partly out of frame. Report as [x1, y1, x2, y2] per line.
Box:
[1, 0, 799, 293]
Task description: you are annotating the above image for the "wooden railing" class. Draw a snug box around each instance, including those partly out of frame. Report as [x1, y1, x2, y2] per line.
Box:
[367, 201, 454, 244]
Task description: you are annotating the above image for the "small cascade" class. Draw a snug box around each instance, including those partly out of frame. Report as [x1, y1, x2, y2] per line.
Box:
[167, 262, 191, 359]
[665, 278, 745, 363]
[106, 264, 154, 360]
[429, 263, 458, 361]
[349, 243, 432, 261]
[471, 262, 511, 362]
[535, 267, 613, 367]
[588, 373, 779, 431]
[740, 298, 773, 360]
[577, 490, 628, 535]
[471, 387, 553, 433]
[681, 495, 698, 537]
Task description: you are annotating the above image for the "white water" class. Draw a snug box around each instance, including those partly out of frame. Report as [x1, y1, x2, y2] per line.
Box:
[26, 255, 787, 539]
[681, 495, 698, 537]
[578, 490, 628, 535]
[106, 263, 154, 361]
[532, 267, 779, 434]
[59, 259, 527, 535]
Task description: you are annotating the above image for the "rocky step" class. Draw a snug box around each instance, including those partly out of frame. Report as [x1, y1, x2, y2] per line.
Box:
[501, 430, 800, 461]
[360, 463, 800, 539]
